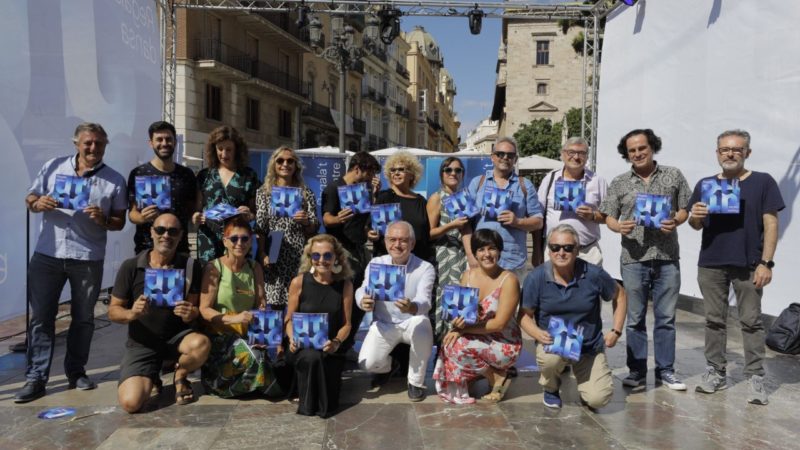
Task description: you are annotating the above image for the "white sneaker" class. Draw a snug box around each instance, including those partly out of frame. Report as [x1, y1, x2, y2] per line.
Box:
[656, 371, 687, 391]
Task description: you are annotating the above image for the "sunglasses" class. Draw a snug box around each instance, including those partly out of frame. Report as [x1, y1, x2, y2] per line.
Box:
[442, 167, 463, 174]
[226, 234, 251, 245]
[153, 226, 181, 237]
[276, 158, 296, 166]
[311, 252, 334, 261]
[548, 243, 577, 253]
[492, 151, 517, 160]
[389, 167, 407, 174]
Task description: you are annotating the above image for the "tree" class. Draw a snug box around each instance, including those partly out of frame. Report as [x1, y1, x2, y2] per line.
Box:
[514, 118, 563, 160]
[564, 107, 591, 140]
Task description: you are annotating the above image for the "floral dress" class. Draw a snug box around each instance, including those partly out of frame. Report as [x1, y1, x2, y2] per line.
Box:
[196, 167, 259, 264]
[433, 271, 522, 404]
[255, 185, 319, 307]
[433, 189, 468, 341]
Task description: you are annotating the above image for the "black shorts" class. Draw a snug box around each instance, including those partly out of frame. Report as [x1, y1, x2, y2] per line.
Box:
[118, 329, 194, 385]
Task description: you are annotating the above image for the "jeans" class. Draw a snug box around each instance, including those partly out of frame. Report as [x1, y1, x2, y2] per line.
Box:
[26, 252, 104, 383]
[697, 266, 765, 377]
[621, 260, 680, 375]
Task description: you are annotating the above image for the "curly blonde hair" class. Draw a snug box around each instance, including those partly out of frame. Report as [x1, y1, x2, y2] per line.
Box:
[383, 151, 423, 188]
[298, 234, 354, 281]
[261, 146, 305, 193]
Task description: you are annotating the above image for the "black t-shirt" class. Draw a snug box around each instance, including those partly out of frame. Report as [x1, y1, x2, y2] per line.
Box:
[111, 250, 202, 349]
[321, 178, 371, 251]
[372, 189, 433, 263]
[127, 162, 197, 253]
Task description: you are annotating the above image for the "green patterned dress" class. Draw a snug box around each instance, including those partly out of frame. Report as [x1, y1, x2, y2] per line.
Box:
[433, 190, 468, 341]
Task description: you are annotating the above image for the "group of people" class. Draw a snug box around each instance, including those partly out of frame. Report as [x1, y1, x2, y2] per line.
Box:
[16, 120, 782, 417]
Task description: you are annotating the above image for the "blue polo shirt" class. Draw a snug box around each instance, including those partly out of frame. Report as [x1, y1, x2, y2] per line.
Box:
[468, 170, 543, 270]
[522, 260, 617, 355]
[29, 155, 128, 261]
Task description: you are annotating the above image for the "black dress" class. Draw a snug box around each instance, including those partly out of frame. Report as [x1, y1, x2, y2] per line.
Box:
[288, 273, 349, 417]
[373, 189, 433, 263]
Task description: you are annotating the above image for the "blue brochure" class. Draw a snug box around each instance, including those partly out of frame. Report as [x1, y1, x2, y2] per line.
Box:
[292, 312, 329, 350]
[441, 285, 480, 325]
[337, 182, 372, 214]
[204, 203, 239, 222]
[701, 178, 740, 214]
[553, 180, 586, 212]
[53, 174, 91, 210]
[266, 230, 284, 262]
[370, 203, 402, 235]
[543, 316, 584, 362]
[248, 308, 284, 348]
[633, 193, 672, 229]
[144, 268, 185, 307]
[442, 190, 480, 219]
[271, 186, 303, 218]
[367, 263, 406, 302]
[482, 185, 513, 220]
[135, 175, 171, 210]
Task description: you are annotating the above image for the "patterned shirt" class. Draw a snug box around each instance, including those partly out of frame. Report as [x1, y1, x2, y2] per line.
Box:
[599, 163, 691, 264]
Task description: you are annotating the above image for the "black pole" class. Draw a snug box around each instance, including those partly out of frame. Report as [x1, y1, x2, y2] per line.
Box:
[10, 210, 30, 352]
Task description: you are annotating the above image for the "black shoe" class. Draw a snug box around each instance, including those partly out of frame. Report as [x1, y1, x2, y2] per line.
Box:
[14, 381, 46, 403]
[371, 358, 400, 388]
[408, 384, 427, 402]
[68, 375, 97, 390]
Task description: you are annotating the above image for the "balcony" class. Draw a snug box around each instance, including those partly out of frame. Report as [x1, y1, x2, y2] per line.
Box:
[427, 117, 442, 131]
[368, 134, 379, 150]
[395, 62, 410, 79]
[254, 11, 311, 44]
[378, 137, 387, 148]
[194, 38, 252, 76]
[302, 102, 334, 126]
[353, 118, 366, 135]
[251, 60, 305, 97]
[372, 47, 388, 64]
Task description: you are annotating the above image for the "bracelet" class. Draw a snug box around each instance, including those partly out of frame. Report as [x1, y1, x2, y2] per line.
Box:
[611, 328, 622, 337]
[331, 338, 342, 346]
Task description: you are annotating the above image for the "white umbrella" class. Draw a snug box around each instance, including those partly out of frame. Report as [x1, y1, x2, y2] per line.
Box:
[517, 154, 562, 171]
[296, 146, 354, 155]
[371, 147, 444, 157]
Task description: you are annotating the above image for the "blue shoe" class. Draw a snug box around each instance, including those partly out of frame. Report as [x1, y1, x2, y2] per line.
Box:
[543, 390, 562, 408]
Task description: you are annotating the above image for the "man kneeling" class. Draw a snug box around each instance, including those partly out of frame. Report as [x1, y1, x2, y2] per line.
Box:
[520, 224, 627, 409]
[357, 221, 435, 402]
[108, 213, 209, 412]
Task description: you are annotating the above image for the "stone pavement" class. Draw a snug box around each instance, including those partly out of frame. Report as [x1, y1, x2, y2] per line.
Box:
[0, 299, 798, 450]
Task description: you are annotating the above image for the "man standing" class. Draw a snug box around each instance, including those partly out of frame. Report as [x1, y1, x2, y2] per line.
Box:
[109, 213, 209, 412]
[534, 137, 608, 266]
[127, 121, 197, 254]
[468, 137, 543, 281]
[356, 221, 435, 402]
[688, 129, 783, 405]
[600, 128, 691, 391]
[16, 123, 127, 402]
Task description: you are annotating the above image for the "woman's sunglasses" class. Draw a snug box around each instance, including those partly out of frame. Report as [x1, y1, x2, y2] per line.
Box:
[311, 252, 334, 261]
[276, 158, 296, 166]
[226, 235, 251, 245]
[442, 167, 463, 175]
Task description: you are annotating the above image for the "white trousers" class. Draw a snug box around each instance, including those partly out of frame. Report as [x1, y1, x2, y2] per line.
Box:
[358, 315, 433, 388]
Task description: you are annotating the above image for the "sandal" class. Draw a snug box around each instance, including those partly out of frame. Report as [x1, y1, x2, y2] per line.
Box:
[173, 364, 195, 405]
[483, 374, 512, 403]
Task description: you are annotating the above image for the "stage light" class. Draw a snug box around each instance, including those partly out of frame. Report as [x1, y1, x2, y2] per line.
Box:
[296, 2, 310, 28]
[622, 0, 638, 5]
[468, 6, 484, 35]
[379, 8, 402, 45]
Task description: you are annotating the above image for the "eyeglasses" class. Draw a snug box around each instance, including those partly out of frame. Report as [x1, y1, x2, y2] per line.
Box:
[153, 226, 181, 237]
[389, 167, 407, 174]
[717, 147, 746, 156]
[442, 167, 463, 174]
[386, 237, 411, 245]
[563, 150, 588, 158]
[548, 243, 577, 253]
[492, 151, 517, 160]
[225, 234, 251, 245]
[276, 158, 296, 166]
[311, 252, 334, 261]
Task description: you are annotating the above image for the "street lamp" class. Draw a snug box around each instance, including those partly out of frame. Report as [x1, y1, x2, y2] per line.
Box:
[308, 13, 380, 153]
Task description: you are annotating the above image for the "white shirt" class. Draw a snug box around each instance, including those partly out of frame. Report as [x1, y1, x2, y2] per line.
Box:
[356, 254, 435, 325]
[538, 167, 608, 246]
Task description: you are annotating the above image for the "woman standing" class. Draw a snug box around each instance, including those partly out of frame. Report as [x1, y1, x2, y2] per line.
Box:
[255, 146, 319, 308]
[285, 234, 353, 417]
[192, 126, 259, 264]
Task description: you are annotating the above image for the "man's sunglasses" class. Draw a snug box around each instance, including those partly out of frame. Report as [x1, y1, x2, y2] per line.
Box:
[153, 226, 181, 237]
[492, 151, 518, 160]
[225, 234, 251, 245]
[311, 252, 334, 261]
[548, 243, 577, 253]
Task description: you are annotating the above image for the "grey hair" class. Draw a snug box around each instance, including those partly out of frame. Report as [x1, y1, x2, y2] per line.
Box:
[546, 223, 580, 249]
[717, 129, 751, 148]
[386, 220, 415, 241]
[494, 136, 518, 152]
[72, 122, 109, 144]
[563, 137, 588, 151]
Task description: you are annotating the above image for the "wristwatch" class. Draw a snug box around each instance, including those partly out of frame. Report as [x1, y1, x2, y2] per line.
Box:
[758, 259, 775, 269]
[610, 329, 622, 337]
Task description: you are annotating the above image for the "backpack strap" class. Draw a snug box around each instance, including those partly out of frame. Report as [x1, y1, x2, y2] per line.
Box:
[184, 256, 195, 298]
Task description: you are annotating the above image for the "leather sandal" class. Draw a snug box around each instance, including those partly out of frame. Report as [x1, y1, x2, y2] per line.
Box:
[174, 363, 195, 405]
[483, 373, 512, 403]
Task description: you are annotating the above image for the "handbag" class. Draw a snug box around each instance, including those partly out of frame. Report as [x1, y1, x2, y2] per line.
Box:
[766, 303, 800, 355]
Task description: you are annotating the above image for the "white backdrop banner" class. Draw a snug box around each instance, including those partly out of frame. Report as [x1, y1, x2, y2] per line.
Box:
[0, 1, 160, 321]
[596, 1, 800, 316]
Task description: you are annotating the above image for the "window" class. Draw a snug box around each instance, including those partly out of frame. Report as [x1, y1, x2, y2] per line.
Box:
[278, 108, 292, 138]
[433, 109, 440, 125]
[419, 89, 427, 113]
[246, 97, 260, 130]
[537, 83, 548, 95]
[205, 83, 222, 121]
[536, 40, 550, 65]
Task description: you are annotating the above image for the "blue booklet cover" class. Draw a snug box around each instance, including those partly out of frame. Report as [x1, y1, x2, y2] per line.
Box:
[701, 178, 740, 214]
[292, 312, 329, 350]
[266, 230, 284, 262]
[271, 186, 303, 218]
[135, 175, 171, 210]
[633, 193, 672, 229]
[553, 180, 586, 212]
[370, 203, 402, 235]
[204, 203, 239, 222]
[543, 316, 584, 362]
[248, 308, 284, 348]
[482, 185, 513, 220]
[441, 285, 480, 325]
[144, 268, 185, 307]
[53, 174, 91, 210]
[368, 263, 406, 302]
[442, 190, 480, 219]
[337, 182, 372, 214]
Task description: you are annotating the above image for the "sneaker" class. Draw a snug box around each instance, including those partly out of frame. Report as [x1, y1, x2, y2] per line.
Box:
[747, 375, 769, 405]
[695, 367, 727, 394]
[68, 374, 97, 390]
[656, 371, 687, 391]
[622, 372, 646, 387]
[408, 384, 427, 402]
[14, 381, 46, 403]
[543, 390, 562, 408]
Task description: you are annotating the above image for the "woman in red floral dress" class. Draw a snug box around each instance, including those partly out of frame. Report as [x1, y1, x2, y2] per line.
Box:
[433, 229, 522, 404]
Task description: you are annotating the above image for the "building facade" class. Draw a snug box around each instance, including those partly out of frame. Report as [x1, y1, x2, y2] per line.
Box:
[464, 118, 499, 154]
